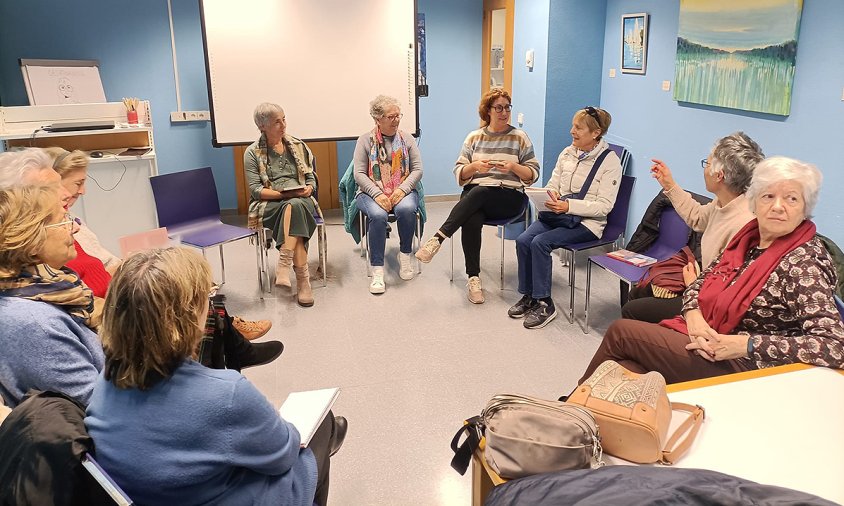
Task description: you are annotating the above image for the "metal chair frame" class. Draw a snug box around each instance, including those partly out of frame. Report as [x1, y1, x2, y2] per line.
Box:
[358, 209, 423, 277]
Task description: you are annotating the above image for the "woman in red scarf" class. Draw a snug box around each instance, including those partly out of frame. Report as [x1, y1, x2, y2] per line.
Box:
[577, 157, 844, 385]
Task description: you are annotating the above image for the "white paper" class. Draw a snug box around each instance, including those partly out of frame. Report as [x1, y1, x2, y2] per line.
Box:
[525, 187, 555, 211]
[278, 387, 340, 447]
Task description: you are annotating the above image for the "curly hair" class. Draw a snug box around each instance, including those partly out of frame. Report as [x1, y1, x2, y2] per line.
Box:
[369, 95, 401, 119]
[0, 186, 57, 277]
[478, 88, 512, 127]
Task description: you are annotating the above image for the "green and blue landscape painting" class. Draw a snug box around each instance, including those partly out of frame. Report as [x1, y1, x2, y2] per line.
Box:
[673, 0, 803, 116]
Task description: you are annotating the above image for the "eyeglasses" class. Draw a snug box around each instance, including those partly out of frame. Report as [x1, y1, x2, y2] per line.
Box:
[491, 104, 513, 113]
[44, 213, 76, 232]
[382, 113, 403, 122]
[583, 106, 601, 123]
[700, 158, 710, 169]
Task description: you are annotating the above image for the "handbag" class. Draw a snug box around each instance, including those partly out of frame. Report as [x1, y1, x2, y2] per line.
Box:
[637, 246, 697, 299]
[538, 148, 613, 229]
[450, 393, 604, 479]
[567, 361, 704, 464]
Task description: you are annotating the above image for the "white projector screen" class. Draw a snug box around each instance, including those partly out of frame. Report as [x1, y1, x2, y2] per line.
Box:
[200, 0, 418, 146]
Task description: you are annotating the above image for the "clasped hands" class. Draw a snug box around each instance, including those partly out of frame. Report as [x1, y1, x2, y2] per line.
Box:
[278, 185, 313, 199]
[375, 188, 406, 212]
[543, 189, 570, 214]
[683, 309, 749, 362]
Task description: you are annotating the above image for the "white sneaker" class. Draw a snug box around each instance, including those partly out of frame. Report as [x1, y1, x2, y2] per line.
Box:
[398, 252, 415, 280]
[369, 267, 386, 294]
[467, 276, 485, 304]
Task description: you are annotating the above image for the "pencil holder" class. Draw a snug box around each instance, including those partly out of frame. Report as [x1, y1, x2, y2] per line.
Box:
[127, 110, 139, 125]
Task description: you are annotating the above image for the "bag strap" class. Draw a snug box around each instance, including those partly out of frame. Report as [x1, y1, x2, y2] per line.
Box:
[660, 402, 705, 465]
[449, 415, 483, 475]
[572, 148, 611, 200]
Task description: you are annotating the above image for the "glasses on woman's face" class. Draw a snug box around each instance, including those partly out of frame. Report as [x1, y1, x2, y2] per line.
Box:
[491, 104, 512, 113]
[700, 158, 710, 169]
[382, 113, 403, 122]
[44, 213, 75, 232]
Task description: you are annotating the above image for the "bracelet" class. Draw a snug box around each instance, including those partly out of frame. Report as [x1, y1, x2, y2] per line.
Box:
[746, 336, 754, 357]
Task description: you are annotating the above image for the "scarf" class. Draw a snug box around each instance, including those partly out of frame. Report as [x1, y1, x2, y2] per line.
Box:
[0, 264, 102, 329]
[660, 219, 816, 335]
[368, 127, 409, 196]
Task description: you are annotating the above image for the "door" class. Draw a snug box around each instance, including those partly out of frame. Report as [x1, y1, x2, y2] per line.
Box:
[482, 0, 514, 94]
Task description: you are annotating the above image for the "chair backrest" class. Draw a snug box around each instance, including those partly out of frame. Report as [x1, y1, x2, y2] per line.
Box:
[642, 207, 691, 261]
[149, 167, 221, 228]
[118, 227, 172, 258]
[82, 453, 134, 505]
[607, 143, 630, 174]
[599, 175, 635, 241]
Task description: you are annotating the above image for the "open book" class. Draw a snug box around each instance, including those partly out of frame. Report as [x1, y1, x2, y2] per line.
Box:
[278, 387, 340, 447]
[606, 249, 657, 267]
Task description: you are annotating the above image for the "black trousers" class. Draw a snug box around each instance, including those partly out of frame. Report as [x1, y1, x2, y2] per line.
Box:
[308, 411, 335, 506]
[620, 284, 684, 323]
[439, 185, 525, 277]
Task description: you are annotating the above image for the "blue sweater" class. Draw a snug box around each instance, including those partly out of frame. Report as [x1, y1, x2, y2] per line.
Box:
[85, 360, 318, 506]
[0, 296, 104, 407]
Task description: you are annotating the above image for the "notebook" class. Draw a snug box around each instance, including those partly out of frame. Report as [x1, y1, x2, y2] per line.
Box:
[278, 387, 340, 447]
[606, 249, 657, 267]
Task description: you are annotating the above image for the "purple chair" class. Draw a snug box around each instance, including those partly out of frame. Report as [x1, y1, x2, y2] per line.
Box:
[149, 167, 265, 292]
[584, 206, 691, 333]
[607, 143, 631, 174]
[557, 175, 636, 324]
[450, 192, 530, 289]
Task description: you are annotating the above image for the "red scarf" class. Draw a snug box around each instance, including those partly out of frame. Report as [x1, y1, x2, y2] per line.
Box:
[660, 218, 816, 335]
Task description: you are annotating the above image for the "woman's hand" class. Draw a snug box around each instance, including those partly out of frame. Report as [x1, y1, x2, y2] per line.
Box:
[547, 189, 560, 201]
[298, 185, 314, 198]
[683, 309, 719, 360]
[389, 188, 406, 206]
[472, 160, 493, 175]
[709, 334, 750, 361]
[650, 159, 677, 191]
[375, 194, 393, 212]
[544, 198, 569, 214]
[682, 261, 700, 287]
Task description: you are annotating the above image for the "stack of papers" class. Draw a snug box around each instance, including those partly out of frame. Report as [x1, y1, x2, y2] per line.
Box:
[606, 249, 657, 267]
[278, 387, 340, 447]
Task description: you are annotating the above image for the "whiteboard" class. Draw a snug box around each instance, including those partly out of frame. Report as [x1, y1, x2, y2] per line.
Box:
[20, 59, 107, 105]
[200, 0, 418, 146]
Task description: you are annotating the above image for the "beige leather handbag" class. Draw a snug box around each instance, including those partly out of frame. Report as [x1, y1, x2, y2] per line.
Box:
[567, 361, 705, 464]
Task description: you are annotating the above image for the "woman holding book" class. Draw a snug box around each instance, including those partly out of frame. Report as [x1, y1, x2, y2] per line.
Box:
[85, 247, 347, 506]
[508, 107, 621, 329]
[245, 102, 319, 306]
[415, 88, 539, 304]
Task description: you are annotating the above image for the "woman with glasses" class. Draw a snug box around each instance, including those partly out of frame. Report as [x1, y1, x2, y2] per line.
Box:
[416, 88, 539, 304]
[508, 107, 621, 329]
[622, 132, 763, 323]
[353, 95, 424, 294]
[245, 102, 319, 307]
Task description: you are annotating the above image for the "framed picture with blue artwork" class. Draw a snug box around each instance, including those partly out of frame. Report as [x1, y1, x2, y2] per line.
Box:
[621, 13, 648, 74]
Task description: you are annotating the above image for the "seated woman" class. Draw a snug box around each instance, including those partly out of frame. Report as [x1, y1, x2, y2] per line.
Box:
[85, 248, 347, 506]
[416, 89, 540, 304]
[576, 157, 844, 386]
[508, 107, 621, 329]
[354, 95, 423, 294]
[0, 184, 103, 407]
[622, 132, 763, 323]
[245, 103, 319, 307]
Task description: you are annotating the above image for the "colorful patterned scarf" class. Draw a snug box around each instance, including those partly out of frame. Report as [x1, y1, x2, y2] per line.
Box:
[368, 128, 409, 196]
[0, 264, 102, 329]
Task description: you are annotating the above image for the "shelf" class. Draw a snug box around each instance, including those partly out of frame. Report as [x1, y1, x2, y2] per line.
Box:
[0, 125, 151, 141]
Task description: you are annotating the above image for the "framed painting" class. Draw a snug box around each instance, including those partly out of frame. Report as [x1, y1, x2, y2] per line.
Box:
[621, 13, 648, 74]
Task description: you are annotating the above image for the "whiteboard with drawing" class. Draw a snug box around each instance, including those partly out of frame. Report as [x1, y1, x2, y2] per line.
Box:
[20, 59, 107, 106]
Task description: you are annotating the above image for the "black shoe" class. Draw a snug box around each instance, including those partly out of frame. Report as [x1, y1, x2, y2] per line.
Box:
[508, 294, 539, 319]
[523, 300, 557, 329]
[329, 416, 348, 457]
[239, 341, 284, 369]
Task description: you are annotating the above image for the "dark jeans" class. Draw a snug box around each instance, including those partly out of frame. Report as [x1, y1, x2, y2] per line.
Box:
[621, 284, 684, 323]
[308, 412, 335, 506]
[439, 185, 525, 277]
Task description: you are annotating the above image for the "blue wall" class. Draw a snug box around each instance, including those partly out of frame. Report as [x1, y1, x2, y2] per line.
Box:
[0, 0, 237, 209]
[600, 0, 844, 242]
[543, 0, 608, 185]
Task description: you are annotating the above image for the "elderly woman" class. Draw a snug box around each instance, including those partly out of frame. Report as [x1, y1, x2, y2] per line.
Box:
[509, 107, 621, 329]
[0, 184, 103, 407]
[575, 157, 844, 385]
[245, 102, 318, 307]
[354, 95, 423, 294]
[85, 248, 346, 506]
[621, 132, 763, 323]
[416, 89, 539, 304]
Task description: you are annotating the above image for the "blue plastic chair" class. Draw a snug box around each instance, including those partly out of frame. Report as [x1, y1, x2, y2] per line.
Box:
[584, 206, 691, 333]
[149, 167, 264, 292]
[607, 143, 631, 174]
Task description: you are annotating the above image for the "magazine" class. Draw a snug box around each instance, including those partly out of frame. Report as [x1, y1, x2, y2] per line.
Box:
[606, 249, 657, 267]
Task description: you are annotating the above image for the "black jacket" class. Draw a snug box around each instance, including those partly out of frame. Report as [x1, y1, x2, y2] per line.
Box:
[626, 191, 711, 263]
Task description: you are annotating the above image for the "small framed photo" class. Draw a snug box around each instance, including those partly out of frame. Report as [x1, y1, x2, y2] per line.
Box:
[621, 13, 649, 75]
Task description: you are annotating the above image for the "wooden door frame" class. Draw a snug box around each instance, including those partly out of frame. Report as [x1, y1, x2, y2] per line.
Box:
[482, 0, 515, 95]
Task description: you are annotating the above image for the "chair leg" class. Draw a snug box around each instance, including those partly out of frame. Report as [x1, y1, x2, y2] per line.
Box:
[584, 259, 593, 334]
[364, 217, 372, 277]
[320, 224, 327, 287]
[254, 231, 265, 299]
[416, 213, 422, 274]
[262, 229, 271, 294]
[219, 244, 227, 285]
[499, 225, 505, 290]
[450, 236, 454, 283]
[568, 252, 576, 324]
[359, 212, 366, 258]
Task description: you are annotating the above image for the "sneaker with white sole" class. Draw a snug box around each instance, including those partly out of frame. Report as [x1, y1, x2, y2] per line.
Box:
[398, 252, 415, 280]
[523, 300, 557, 329]
[369, 268, 386, 294]
[415, 237, 442, 263]
[467, 276, 485, 304]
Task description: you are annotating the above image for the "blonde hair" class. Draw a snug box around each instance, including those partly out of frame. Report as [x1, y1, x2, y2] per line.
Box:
[478, 88, 512, 127]
[43, 147, 89, 177]
[101, 247, 213, 390]
[0, 186, 58, 277]
[573, 107, 612, 140]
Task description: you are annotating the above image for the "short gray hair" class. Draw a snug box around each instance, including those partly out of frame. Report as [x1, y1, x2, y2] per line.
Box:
[253, 102, 284, 131]
[709, 132, 764, 195]
[0, 148, 54, 190]
[746, 156, 822, 219]
[369, 95, 400, 119]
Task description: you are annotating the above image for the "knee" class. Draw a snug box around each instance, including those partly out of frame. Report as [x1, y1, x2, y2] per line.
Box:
[516, 231, 532, 250]
[366, 207, 388, 225]
[530, 235, 554, 254]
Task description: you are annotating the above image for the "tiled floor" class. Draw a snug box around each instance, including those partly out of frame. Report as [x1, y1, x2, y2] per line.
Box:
[217, 201, 625, 505]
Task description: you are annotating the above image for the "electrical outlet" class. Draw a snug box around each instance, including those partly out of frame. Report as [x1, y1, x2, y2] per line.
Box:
[170, 111, 211, 123]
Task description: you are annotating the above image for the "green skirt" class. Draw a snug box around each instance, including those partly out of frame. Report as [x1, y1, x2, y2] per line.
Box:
[262, 197, 317, 247]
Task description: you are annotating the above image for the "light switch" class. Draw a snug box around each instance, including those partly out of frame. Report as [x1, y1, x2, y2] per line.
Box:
[517, 112, 524, 125]
[609, 68, 616, 78]
[525, 49, 534, 70]
[662, 81, 671, 91]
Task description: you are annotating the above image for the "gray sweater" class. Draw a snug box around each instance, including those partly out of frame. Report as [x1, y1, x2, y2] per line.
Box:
[353, 129, 423, 198]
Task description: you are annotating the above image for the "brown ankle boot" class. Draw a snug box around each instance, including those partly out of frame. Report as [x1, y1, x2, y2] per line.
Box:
[293, 264, 314, 307]
[275, 248, 294, 288]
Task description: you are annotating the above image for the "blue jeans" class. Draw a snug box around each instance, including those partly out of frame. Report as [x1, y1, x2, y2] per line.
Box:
[516, 216, 597, 299]
[356, 190, 419, 266]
